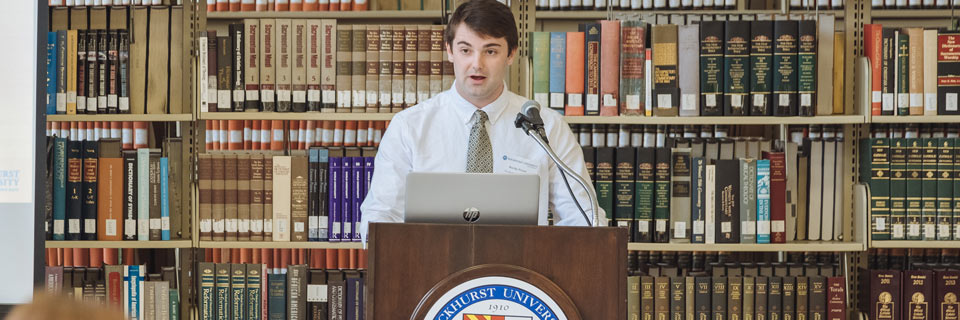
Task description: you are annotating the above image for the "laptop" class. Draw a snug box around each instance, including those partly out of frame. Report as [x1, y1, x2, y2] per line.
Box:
[403, 172, 540, 225]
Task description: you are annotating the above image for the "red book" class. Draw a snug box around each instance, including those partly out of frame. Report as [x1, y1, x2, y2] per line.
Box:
[228, 120, 243, 150]
[290, 0, 303, 11]
[599, 20, 620, 117]
[216, 0, 228, 12]
[261, 120, 272, 151]
[73, 248, 87, 267]
[107, 265, 123, 308]
[271, 120, 285, 151]
[306, 120, 317, 148]
[251, 120, 262, 150]
[244, 120, 253, 150]
[326, 248, 339, 269]
[104, 248, 118, 265]
[208, 1, 217, 12]
[304, 0, 319, 10]
[764, 151, 787, 243]
[340, 0, 352, 11]
[88, 248, 103, 268]
[357, 121, 368, 147]
[333, 120, 345, 147]
[344, 121, 357, 147]
[565, 32, 585, 116]
[63, 247, 74, 267]
[241, 0, 255, 10]
[289, 120, 300, 150]
[275, 0, 290, 11]
[210, 120, 220, 150]
[230, 0, 241, 11]
[310, 249, 325, 268]
[321, 120, 334, 147]
[358, 249, 367, 269]
[340, 248, 351, 269]
[121, 248, 134, 265]
[220, 120, 230, 150]
[864, 24, 883, 116]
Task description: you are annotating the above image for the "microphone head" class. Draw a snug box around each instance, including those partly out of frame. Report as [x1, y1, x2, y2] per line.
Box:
[521, 100, 541, 115]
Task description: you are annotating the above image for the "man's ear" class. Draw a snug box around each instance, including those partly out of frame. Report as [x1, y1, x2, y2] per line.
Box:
[507, 47, 517, 66]
[446, 43, 454, 63]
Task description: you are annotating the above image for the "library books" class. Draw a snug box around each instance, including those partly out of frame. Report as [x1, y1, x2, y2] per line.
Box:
[202, 0, 449, 12]
[202, 120, 386, 152]
[199, 21, 453, 114]
[530, 14, 845, 118]
[50, 0, 177, 6]
[575, 123, 846, 243]
[862, 25, 959, 116]
[47, 6, 187, 115]
[534, 0, 837, 10]
[46, 121, 188, 242]
[859, 250, 960, 320]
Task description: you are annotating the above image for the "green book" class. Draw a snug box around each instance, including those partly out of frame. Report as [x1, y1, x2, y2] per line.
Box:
[797, 20, 817, 116]
[654, 147, 671, 243]
[699, 21, 724, 116]
[723, 21, 750, 116]
[596, 147, 616, 224]
[635, 147, 656, 242]
[215, 264, 231, 320]
[937, 138, 954, 240]
[772, 20, 798, 116]
[906, 138, 923, 240]
[170, 289, 180, 320]
[921, 138, 938, 240]
[860, 138, 891, 240]
[616, 147, 637, 231]
[230, 264, 246, 320]
[896, 32, 910, 116]
[199, 263, 216, 320]
[531, 32, 550, 110]
[749, 20, 774, 116]
[889, 138, 907, 240]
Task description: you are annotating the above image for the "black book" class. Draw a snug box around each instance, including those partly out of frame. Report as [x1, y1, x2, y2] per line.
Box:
[713, 276, 728, 320]
[749, 20, 774, 116]
[45, 136, 54, 240]
[782, 276, 796, 320]
[81, 140, 98, 240]
[881, 28, 896, 116]
[655, 277, 671, 320]
[230, 24, 246, 112]
[796, 20, 817, 117]
[695, 276, 712, 320]
[583, 146, 596, 182]
[86, 30, 98, 115]
[772, 21, 798, 117]
[700, 21, 725, 116]
[582, 23, 601, 116]
[77, 30, 87, 114]
[118, 30, 130, 114]
[757, 276, 769, 320]
[122, 150, 137, 241]
[308, 148, 320, 241]
[327, 270, 345, 320]
[636, 147, 656, 242]
[97, 30, 108, 114]
[318, 149, 330, 241]
[716, 159, 741, 243]
[65, 139, 83, 240]
[107, 30, 119, 114]
[308, 270, 329, 320]
[808, 276, 826, 320]
[615, 146, 637, 236]
[216, 36, 233, 113]
[724, 21, 751, 116]
[769, 276, 783, 320]
[654, 147, 671, 243]
[596, 147, 616, 228]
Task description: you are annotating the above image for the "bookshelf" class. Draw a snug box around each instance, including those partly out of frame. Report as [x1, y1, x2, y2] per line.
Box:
[870, 9, 960, 18]
[198, 112, 396, 121]
[868, 115, 960, 124]
[46, 114, 195, 122]
[868, 241, 960, 249]
[562, 115, 866, 125]
[45, 240, 194, 249]
[198, 241, 364, 249]
[625, 241, 865, 252]
[205, 10, 445, 19]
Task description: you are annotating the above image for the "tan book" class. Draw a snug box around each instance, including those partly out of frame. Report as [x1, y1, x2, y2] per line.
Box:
[198, 154, 213, 241]
[276, 19, 293, 112]
[51, 8, 68, 31]
[260, 19, 277, 112]
[391, 25, 405, 113]
[365, 25, 381, 113]
[923, 29, 937, 115]
[109, 7, 127, 30]
[129, 7, 148, 114]
[816, 14, 835, 116]
[404, 25, 419, 108]
[146, 7, 170, 115]
[245, 19, 262, 112]
[351, 25, 367, 113]
[70, 7, 87, 30]
[237, 153, 251, 241]
[211, 153, 226, 241]
[379, 26, 394, 113]
[66, 30, 77, 115]
[224, 153, 238, 241]
[89, 7, 107, 30]
[292, 19, 308, 113]
[832, 32, 845, 115]
[272, 155, 292, 241]
[154, 281, 169, 320]
[307, 20, 322, 112]
[416, 25, 431, 104]
[263, 156, 274, 240]
[250, 153, 265, 241]
[170, 7, 185, 114]
[335, 24, 352, 113]
[429, 25, 444, 98]
[290, 155, 309, 241]
[906, 27, 924, 115]
[320, 20, 337, 112]
[401, 0, 420, 10]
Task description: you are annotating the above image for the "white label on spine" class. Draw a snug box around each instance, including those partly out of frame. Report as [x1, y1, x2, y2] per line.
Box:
[925, 93, 937, 111]
[753, 94, 765, 107]
[898, 93, 909, 110]
[681, 94, 695, 110]
[534, 93, 549, 109]
[162, 217, 170, 230]
[947, 93, 959, 111]
[893, 224, 904, 238]
[637, 220, 649, 231]
[800, 93, 811, 107]
[106, 220, 117, 236]
[264, 220, 273, 233]
[239, 220, 249, 233]
[278, 219, 289, 234]
[924, 224, 935, 238]
[226, 219, 237, 232]
[656, 220, 667, 232]
[587, 94, 600, 111]
[308, 89, 321, 102]
[333, 222, 341, 234]
[882, 93, 894, 111]
[234, 90, 245, 102]
[213, 219, 224, 233]
[673, 222, 686, 238]
[126, 220, 137, 236]
[872, 91, 882, 103]
[150, 218, 161, 229]
[732, 94, 744, 108]
[706, 94, 717, 107]
[138, 220, 149, 236]
[68, 219, 80, 233]
[344, 222, 353, 234]
[380, 93, 391, 105]
[353, 91, 366, 106]
[405, 92, 417, 105]
[876, 217, 886, 231]
[337, 91, 350, 107]
[939, 225, 950, 238]
[309, 216, 318, 230]
[262, 89, 276, 103]
[910, 93, 922, 107]
[742, 221, 756, 235]
[721, 222, 732, 233]
[278, 90, 292, 102]
[307, 285, 328, 302]
[57, 93, 67, 112]
[77, 98, 86, 112]
[54, 221, 64, 235]
[550, 93, 564, 109]
[627, 95, 641, 110]
[251, 220, 263, 233]
[693, 221, 704, 234]
[908, 224, 920, 237]
[108, 95, 118, 108]
[772, 220, 785, 232]
[247, 90, 260, 101]
[85, 219, 96, 233]
[779, 94, 790, 107]
[758, 221, 770, 235]
[294, 91, 307, 103]
[98, 97, 106, 111]
[323, 90, 336, 104]
[568, 94, 583, 106]
[218, 90, 231, 106]
[657, 94, 671, 109]
[366, 91, 377, 105]
[393, 92, 403, 104]
[294, 222, 305, 233]
[603, 94, 616, 107]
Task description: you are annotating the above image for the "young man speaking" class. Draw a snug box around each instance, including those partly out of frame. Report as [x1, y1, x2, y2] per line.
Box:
[358, 0, 600, 238]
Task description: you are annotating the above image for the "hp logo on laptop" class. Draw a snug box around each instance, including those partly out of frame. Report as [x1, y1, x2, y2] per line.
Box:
[463, 207, 480, 223]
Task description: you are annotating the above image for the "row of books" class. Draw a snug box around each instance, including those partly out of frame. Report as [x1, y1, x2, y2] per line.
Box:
[864, 25, 960, 116]
[530, 15, 845, 118]
[870, 0, 960, 7]
[206, 0, 373, 11]
[868, 248, 960, 270]
[859, 268, 960, 320]
[203, 248, 368, 270]
[198, 262, 365, 320]
[199, 21, 455, 114]
[860, 130, 960, 241]
[49, 0, 179, 5]
[625, 275, 846, 320]
[198, 147, 375, 243]
[628, 251, 845, 278]
[45, 264, 182, 320]
[537, 0, 845, 10]
[45, 121, 188, 241]
[579, 124, 847, 243]
[47, 6, 188, 115]
[46, 121, 153, 150]
[203, 120, 387, 152]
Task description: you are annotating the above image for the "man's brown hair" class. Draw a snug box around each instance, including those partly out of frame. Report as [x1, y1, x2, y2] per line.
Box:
[444, 0, 519, 55]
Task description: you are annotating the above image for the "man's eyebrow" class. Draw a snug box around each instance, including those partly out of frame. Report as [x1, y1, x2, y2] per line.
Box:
[455, 41, 503, 48]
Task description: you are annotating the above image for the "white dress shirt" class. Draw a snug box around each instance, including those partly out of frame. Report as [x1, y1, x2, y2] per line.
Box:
[358, 84, 602, 239]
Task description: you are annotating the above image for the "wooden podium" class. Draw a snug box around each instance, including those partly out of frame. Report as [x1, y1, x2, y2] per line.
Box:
[367, 223, 628, 319]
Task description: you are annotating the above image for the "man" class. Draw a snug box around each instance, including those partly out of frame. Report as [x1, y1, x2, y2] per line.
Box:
[358, 0, 600, 238]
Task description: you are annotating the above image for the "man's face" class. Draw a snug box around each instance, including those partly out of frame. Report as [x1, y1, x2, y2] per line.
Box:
[447, 23, 516, 106]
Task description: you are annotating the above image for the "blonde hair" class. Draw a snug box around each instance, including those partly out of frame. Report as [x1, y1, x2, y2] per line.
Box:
[5, 293, 125, 320]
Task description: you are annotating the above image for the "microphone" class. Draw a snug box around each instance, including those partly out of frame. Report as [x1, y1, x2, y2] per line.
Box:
[515, 100, 548, 143]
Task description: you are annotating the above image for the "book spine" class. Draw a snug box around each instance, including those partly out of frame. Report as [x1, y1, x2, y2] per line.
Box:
[122, 150, 137, 240]
[206, 31, 218, 113]
[595, 147, 615, 227]
[922, 138, 938, 239]
[740, 159, 757, 243]
[47, 32, 58, 115]
[729, 277, 743, 320]
[882, 29, 896, 116]
[890, 138, 907, 240]
[53, 138, 66, 240]
[700, 21, 724, 116]
[328, 157, 342, 241]
[245, 20, 261, 111]
[766, 152, 787, 243]
[217, 36, 233, 112]
[724, 21, 750, 116]
[635, 147, 655, 242]
[897, 33, 910, 116]
[584, 23, 601, 116]
[906, 138, 923, 240]
[691, 157, 705, 243]
[565, 31, 585, 116]
[809, 276, 826, 320]
[66, 30, 77, 114]
[231, 264, 246, 320]
[756, 277, 769, 320]
[756, 159, 771, 243]
[923, 29, 938, 115]
[939, 30, 960, 115]
[796, 277, 808, 320]
[260, 21, 276, 112]
[716, 159, 741, 243]
[66, 139, 82, 240]
[655, 277, 671, 320]
[817, 16, 836, 116]
[954, 138, 960, 240]
[769, 277, 783, 320]
[215, 264, 230, 320]
[278, 20, 294, 112]
[273, 156, 292, 241]
[670, 148, 691, 242]
[654, 147, 671, 243]
[599, 20, 620, 117]
[861, 138, 891, 240]
[428, 26, 443, 98]
[903, 270, 933, 320]
[81, 140, 98, 240]
[652, 24, 680, 116]
[713, 277, 728, 320]
[148, 152, 161, 240]
[705, 164, 716, 244]
[335, 25, 351, 112]
[938, 138, 954, 240]
[620, 22, 645, 116]
[321, 20, 337, 111]
[391, 26, 405, 112]
[678, 25, 699, 117]
[293, 20, 309, 113]
[864, 24, 883, 115]
[797, 20, 817, 116]
[906, 28, 924, 115]
[773, 21, 799, 116]
[695, 277, 711, 320]
[231, 24, 246, 112]
[350, 26, 366, 113]
[160, 157, 169, 240]
[364, 26, 379, 113]
[783, 277, 796, 320]
[268, 273, 287, 320]
[826, 277, 846, 320]
[291, 156, 309, 241]
[377, 27, 392, 113]
[549, 32, 566, 115]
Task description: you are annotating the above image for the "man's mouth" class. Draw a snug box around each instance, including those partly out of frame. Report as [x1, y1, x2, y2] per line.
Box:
[469, 75, 487, 81]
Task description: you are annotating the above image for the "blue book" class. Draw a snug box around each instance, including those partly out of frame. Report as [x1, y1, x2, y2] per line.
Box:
[56, 31, 67, 114]
[353, 157, 364, 242]
[66, 139, 83, 240]
[267, 273, 287, 320]
[690, 157, 705, 244]
[360, 156, 374, 241]
[328, 157, 342, 242]
[46, 32, 58, 115]
[756, 159, 771, 244]
[53, 137, 66, 240]
[549, 32, 566, 114]
[126, 265, 142, 320]
[160, 157, 170, 240]
[341, 157, 354, 241]
[345, 276, 361, 320]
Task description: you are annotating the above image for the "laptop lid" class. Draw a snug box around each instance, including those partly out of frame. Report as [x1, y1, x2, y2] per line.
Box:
[403, 172, 540, 225]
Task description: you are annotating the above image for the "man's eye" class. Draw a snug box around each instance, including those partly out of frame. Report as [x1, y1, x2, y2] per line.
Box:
[460, 48, 470, 54]
[486, 50, 497, 55]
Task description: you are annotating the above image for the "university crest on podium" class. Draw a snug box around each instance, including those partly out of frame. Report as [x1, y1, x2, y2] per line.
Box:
[422, 276, 569, 320]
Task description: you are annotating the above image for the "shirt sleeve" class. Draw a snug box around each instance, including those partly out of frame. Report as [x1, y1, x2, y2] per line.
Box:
[358, 113, 412, 240]
[544, 119, 606, 227]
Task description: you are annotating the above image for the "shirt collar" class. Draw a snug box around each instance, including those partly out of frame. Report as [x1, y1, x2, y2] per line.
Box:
[449, 80, 512, 125]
